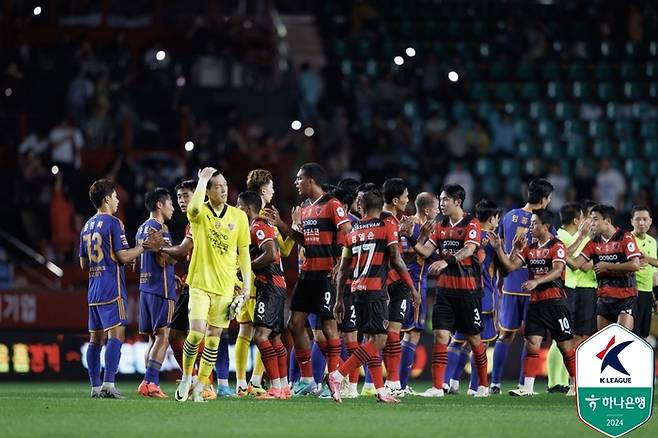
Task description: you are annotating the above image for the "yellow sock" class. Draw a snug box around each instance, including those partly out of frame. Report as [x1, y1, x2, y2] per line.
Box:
[252, 348, 265, 380]
[182, 330, 204, 376]
[235, 335, 251, 384]
[198, 335, 219, 385]
[547, 341, 569, 388]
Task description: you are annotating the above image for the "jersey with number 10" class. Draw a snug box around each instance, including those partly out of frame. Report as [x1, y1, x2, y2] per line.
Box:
[79, 213, 129, 305]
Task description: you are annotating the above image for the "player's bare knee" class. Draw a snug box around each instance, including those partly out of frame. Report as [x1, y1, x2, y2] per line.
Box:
[372, 334, 388, 350]
[253, 327, 270, 343]
[498, 330, 515, 343]
[206, 325, 221, 337]
[108, 326, 125, 342]
[557, 340, 573, 352]
[433, 330, 450, 345]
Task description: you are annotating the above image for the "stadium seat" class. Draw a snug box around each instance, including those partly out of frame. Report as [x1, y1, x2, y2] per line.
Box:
[477, 101, 495, 119]
[594, 62, 613, 81]
[619, 62, 639, 80]
[517, 141, 537, 158]
[452, 101, 471, 120]
[623, 82, 643, 100]
[641, 121, 658, 140]
[649, 160, 658, 178]
[514, 118, 533, 140]
[643, 140, 658, 158]
[494, 82, 515, 100]
[646, 61, 658, 79]
[541, 139, 562, 158]
[567, 62, 587, 80]
[624, 41, 641, 58]
[355, 39, 371, 58]
[589, 120, 609, 139]
[597, 82, 617, 101]
[475, 158, 496, 178]
[479, 43, 493, 59]
[515, 62, 534, 80]
[333, 39, 348, 57]
[625, 159, 645, 179]
[593, 139, 613, 158]
[505, 177, 522, 197]
[500, 158, 520, 177]
[619, 139, 639, 158]
[555, 101, 575, 120]
[481, 176, 500, 196]
[504, 101, 525, 118]
[520, 82, 541, 101]
[541, 61, 561, 80]
[538, 119, 558, 139]
[340, 59, 352, 76]
[650, 83, 658, 100]
[606, 102, 629, 119]
[631, 102, 652, 120]
[566, 137, 586, 158]
[614, 121, 635, 140]
[564, 120, 585, 138]
[572, 81, 593, 100]
[547, 81, 567, 100]
[469, 81, 489, 100]
[529, 101, 549, 120]
[490, 61, 510, 80]
[600, 41, 619, 58]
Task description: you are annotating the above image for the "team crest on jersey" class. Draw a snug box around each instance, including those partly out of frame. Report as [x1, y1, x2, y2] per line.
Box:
[542, 249, 550, 257]
[256, 230, 265, 240]
[612, 242, 620, 251]
[627, 242, 636, 252]
[457, 229, 464, 237]
[316, 207, 322, 215]
[214, 220, 222, 229]
[228, 223, 235, 231]
[337, 207, 346, 217]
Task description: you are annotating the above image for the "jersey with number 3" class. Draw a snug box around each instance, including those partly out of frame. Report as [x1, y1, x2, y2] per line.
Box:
[79, 213, 129, 304]
[346, 216, 399, 302]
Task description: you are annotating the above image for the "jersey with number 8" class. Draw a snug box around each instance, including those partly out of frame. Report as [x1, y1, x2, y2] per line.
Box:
[344, 216, 399, 302]
[79, 213, 129, 304]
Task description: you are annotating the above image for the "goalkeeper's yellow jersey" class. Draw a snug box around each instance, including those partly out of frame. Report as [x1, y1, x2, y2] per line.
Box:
[186, 190, 250, 296]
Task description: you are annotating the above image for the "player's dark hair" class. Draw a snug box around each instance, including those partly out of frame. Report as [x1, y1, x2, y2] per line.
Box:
[246, 169, 273, 192]
[361, 189, 384, 213]
[300, 162, 327, 186]
[145, 187, 171, 212]
[581, 199, 597, 215]
[631, 205, 652, 217]
[476, 199, 501, 223]
[527, 178, 554, 204]
[206, 170, 223, 189]
[560, 202, 583, 226]
[441, 184, 466, 207]
[175, 179, 195, 192]
[330, 187, 355, 207]
[532, 209, 554, 226]
[591, 204, 616, 222]
[415, 192, 438, 213]
[337, 178, 360, 197]
[357, 182, 378, 194]
[382, 178, 407, 204]
[89, 178, 116, 209]
[321, 183, 336, 193]
[237, 190, 263, 213]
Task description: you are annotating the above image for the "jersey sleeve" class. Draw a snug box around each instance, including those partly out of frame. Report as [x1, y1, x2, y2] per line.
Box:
[623, 233, 641, 259]
[184, 224, 193, 241]
[329, 199, 351, 229]
[465, 219, 481, 247]
[79, 230, 87, 258]
[516, 245, 529, 265]
[428, 224, 440, 248]
[385, 220, 399, 247]
[552, 241, 567, 265]
[111, 218, 129, 252]
[237, 211, 251, 249]
[580, 240, 594, 261]
[252, 220, 276, 248]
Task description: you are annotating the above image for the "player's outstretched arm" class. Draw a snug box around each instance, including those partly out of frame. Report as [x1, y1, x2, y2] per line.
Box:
[115, 244, 144, 265]
[188, 167, 215, 221]
[252, 240, 277, 270]
[488, 233, 524, 273]
[262, 206, 304, 245]
[567, 254, 590, 270]
[158, 237, 193, 263]
[277, 233, 296, 257]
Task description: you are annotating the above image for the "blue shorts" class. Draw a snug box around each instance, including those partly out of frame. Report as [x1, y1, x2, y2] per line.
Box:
[453, 312, 497, 342]
[88, 298, 128, 331]
[402, 282, 428, 332]
[139, 292, 175, 334]
[499, 293, 529, 331]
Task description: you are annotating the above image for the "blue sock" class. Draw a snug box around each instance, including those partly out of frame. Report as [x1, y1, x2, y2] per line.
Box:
[453, 344, 470, 381]
[445, 343, 462, 384]
[215, 332, 230, 381]
[144, 359, 162, 385]
[340, 341, 348, 361]
[311, 342, 326, 384]
[399, 340, 417, 389]
[469, 355, 479, 391]
[364, 363, 372, 384]
[518, 342, 527, 386]
[86, 343, 102, 387]
[289, 346, 300, 383]
[103, 338, 123, 384]
[492, 339, 510, 385]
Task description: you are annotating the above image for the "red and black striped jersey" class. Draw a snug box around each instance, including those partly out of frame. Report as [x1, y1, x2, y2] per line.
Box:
[250, 218, 286, 290]
[429, 214, 482, 296]
[345, 216, 399, 302]
[380, 211, 406, 285]
[580, 228, 640, 299]
[300, 193, 351, 279]
[517, 237, 566, 302]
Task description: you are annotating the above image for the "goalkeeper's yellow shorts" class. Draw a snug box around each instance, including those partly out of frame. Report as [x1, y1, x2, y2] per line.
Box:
[188, 288, 233, 328]
[236, 297, 256, 324]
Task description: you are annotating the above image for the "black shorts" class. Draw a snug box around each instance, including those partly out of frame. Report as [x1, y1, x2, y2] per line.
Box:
[355, 300, 388, 335]
[169, 290, 189, 332]
[525, 299, 574, 342]
[253, 284, 286, 334]
[597, 296, 637, 324]
[432, 292, 483, 335]
[569, 287, 597, 336]
[290, 278, 335, 320]
[387, 280, 410, 323]
[633, 293, 654, 338]
[339, 290, 357, 333]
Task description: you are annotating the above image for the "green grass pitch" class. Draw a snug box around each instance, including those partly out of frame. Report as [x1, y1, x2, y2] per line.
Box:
[1, 382, 655, 437]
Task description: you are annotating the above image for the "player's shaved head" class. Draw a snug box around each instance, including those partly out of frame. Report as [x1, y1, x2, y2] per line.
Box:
[415, 192, 438, 212]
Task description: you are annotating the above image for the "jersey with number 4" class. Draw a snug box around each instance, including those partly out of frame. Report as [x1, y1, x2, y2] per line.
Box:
[79, 213, 129, 305]
[345, 216, 399, 302]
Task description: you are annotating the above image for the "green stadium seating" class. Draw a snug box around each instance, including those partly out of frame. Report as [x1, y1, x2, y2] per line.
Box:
[529, 101, 549, 120]
[494, 82, 515, 100]
[619, 62, 639, 79]
[500, 158, 520, 177]
[625, 159, 645, 179]
[515, 62, 534, 80]
[573, 81, 593, 100]
[452, 101, 471, 120]
[547, 81, 567, 100]
[646, 61, 658, 79]
[514, 118, 532, 140]
[567, 62, 586, 80]
[538, 119, 558, 139]
[643, 140, 658, 158]
[490, 61, 510, 80]
[593, 138, 613, 157]
[477, 101, 494, 119]
[606, 102, 628, 119]
[600, 41, 619, 58]
[619, 139, 639, 158]
[555, 101, 576, 120]
[475, 158, 496, 177]
[594, 62, 613, 81]
[541, 139, 562, 158]
[624, 82, 643, 100]
[469, 82, 489, 100]
[624, 41, 641, 58]
[520, 82, 541, 100]
[505, 177, 522, 197]
[614, 121, 635, 140]
[649, 160, 658, 178]
[650, 83, 658, 100]
[481, 176, 501, 196]
[517, 141, 537, 158]
[597, 82, 618, 100]
[564, 120, 585, 137]
[541, 61, 561, 80]
[504, 101, 525, 117]
[566, 137, 586, 158]
[641, 121, 658, 140]
[589, 120, 609, 139]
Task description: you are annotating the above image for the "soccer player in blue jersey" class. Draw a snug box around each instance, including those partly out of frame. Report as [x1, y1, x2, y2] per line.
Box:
[490, 179, 553, 394]
[135, 188, 176, 398]
[80, 179, 145, 399]
[398, 192, 439, 395]
[446, 200, 502, 395]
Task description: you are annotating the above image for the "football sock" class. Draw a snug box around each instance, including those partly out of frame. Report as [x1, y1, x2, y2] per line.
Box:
[214, 332, 230, 382]
[235, 334, 251, 387]
[366, 353, 384, 389]
[251, 349, 265, 386]
[472, 342, 489, 388]
[273, 341, 289, 386]
[383, 331, 401, 384]
[431, 343, 448, 390]
[518, 342, 527, 386]
[257, 340, 280, 387]
[103, 337, 122, 384]
[445, 342, 462, 385]
[524, 349, 541, 393]
[491, 339, 510, 386]
[337, 341, 378, 378]
[469, 355, 479, 391]
[295, 348, 313, 381]
[86, 342, 102, 388]
[182, 330, 204, 376]
[399, 339, 417, 389]
[345, 341, 361, 384]
[547, 341, 570, 387]
[171, 339, 185, 371]
[144, 359, 162, 385]
[289, 346, 300, 382]
[327, 338, 342, 374]
[198, 335, 219, 385]
[562, 348, 576, 378]
[311, 342, 326, 383]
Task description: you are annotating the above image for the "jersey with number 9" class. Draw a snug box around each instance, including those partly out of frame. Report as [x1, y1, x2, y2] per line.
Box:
[79, 213, 129, 304]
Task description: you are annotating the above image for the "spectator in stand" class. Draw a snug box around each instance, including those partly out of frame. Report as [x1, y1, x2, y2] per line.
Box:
[66, 69, 94, 128]
[595, 159, 627, 209]
[572, 161, 595, 201]
[298, 62, 323, 123]
[546, 164, 570, 213]
[49, 117, 85, 176]
[488, 111, 516, 155]
[445, 122, 469, 159]
[444, 162, 474, 211]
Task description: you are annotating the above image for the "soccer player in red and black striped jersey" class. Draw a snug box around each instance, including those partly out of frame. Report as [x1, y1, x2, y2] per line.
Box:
[236, 191, 290, 400]
[327, 188, 418, 403]
[490, 209, 576, 397]
[567, 204, 641, 331]
[264, 163, 352, 396]
[407, 184, 490, 397]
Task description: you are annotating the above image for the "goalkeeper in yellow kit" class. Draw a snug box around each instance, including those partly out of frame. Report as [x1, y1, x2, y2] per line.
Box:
[175, 167, 252, 402]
